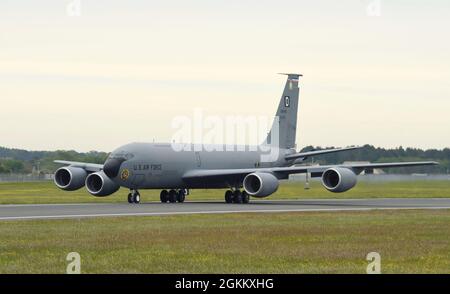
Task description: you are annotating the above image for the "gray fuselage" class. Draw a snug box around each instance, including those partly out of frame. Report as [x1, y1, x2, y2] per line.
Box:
[107, 142, 295, 190]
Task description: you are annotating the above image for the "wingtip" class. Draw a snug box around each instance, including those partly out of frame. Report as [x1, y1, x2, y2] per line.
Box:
[420, 161, 439, 165]
[278, 73, 303, 77]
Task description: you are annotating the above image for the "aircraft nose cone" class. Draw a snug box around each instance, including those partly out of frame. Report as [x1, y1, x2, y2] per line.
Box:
[103, 158, 126, 178]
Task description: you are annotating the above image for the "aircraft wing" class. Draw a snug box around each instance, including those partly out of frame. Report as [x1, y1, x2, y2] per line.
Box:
[285, 146, 361, 160]
[54, 160, 103, 172]
[182, 161, 438, 181]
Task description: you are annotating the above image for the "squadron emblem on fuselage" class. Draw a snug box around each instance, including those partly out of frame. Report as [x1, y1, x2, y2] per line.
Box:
[121, 169, 130, 181]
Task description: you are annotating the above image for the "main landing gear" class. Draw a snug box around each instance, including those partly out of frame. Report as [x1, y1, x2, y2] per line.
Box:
[224, 189, 250, 204]
[160, 189, 188, 203]
[127, 190, 141, 204]
[127, 189, 249, 204]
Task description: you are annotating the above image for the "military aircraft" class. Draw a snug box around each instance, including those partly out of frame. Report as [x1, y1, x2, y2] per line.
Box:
[54, 74, 438, 204]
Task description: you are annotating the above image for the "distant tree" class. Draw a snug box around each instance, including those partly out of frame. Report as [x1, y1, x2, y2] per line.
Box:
[1, 159, 25, 173]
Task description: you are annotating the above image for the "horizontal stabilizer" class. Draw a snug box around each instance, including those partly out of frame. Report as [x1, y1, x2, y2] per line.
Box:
[285, 146, 361, 161]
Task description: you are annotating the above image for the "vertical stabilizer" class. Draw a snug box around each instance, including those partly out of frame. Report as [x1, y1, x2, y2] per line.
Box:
[264, 73, 301, 149]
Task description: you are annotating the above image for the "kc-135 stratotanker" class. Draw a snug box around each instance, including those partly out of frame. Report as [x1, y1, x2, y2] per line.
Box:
[54, 74, 438, 204]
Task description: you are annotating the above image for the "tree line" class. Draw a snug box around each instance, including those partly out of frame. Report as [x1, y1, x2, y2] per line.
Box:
[0, 145, 449, 174]
[300, 145, 449, 174]
[0, 147, 107, 174]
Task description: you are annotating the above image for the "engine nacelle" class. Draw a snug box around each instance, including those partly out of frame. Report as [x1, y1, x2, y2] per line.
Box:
[54, 167, 87, 191]
[243, 172, 279, 198]
[321, 167, 357, 193]
[85, 171, 120, 197]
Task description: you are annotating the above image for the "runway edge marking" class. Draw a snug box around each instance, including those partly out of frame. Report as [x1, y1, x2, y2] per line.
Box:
[0, 206, 450, 220]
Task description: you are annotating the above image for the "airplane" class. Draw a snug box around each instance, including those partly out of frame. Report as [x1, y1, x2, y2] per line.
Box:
[53, 73, 438, 204]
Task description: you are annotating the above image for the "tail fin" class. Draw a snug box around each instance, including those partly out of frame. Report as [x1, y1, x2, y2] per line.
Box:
[264, 73, 301, 149]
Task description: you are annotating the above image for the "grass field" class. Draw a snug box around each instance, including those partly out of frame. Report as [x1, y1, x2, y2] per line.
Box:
[0, 209, 449, 273]
[1, 180, 448, 273]
[0, 180, 449, 204]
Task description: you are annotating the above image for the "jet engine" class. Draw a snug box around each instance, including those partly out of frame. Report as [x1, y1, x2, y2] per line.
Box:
[85, 171, 120, 197]
[321, 167, 357, 193]
[54, 167, 87, 191]
[243, 172, 279, 198]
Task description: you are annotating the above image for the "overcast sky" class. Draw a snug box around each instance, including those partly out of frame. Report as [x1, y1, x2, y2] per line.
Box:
[0, 0, 449, 152]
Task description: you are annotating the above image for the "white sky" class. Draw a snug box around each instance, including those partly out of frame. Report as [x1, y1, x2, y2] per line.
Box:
[0, 0, 449, 152]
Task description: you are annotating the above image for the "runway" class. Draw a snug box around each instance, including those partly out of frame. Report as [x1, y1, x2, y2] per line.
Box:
[0, 198, 449, 220]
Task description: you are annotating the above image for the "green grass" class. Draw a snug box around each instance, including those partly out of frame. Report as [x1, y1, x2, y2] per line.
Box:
[0, 180, 449, 204]
[1, 181, 448, 273]
[0, 210, 449, 273]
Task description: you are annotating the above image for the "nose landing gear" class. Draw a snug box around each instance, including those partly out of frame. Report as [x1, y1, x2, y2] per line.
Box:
[127, 190, 141, 204]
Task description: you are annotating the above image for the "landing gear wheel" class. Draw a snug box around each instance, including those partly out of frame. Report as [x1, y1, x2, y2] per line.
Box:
[233, 190, 243, 204]
[127, 193, 133, 204]
[160, 190, 169, 203]
[131, 191, 140, 204]
[242, 191, 250, 204]
[177, 190, 186, 203]
[168, 189, 177, 203]
[225, 190, 233, 203]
